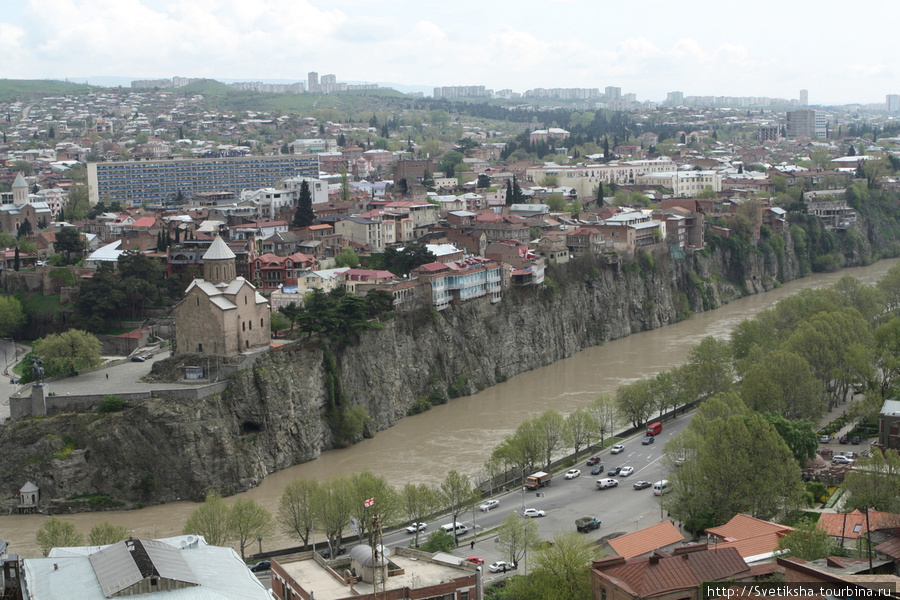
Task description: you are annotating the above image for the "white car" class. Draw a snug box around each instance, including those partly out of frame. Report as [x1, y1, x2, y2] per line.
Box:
[832, 455, 854, 465]
[523, 508, 545, 518]
[565, 469, 581, 479]
[596, 478, 619, 489]
[405, 522, 427, 533]
[479, 499, 500, 512]
[611, 444, 625, 454]
[489, 560, 515, 573]
[619, 466, 634, 477]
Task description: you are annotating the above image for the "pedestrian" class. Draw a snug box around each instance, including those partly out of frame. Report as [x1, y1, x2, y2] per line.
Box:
[106, 373, 109, 380]
[470, 540, 474, 550]
[502, 565, 506, 573]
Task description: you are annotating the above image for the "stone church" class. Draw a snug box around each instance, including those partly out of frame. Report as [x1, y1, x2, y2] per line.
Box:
[174, 236, 270, 355]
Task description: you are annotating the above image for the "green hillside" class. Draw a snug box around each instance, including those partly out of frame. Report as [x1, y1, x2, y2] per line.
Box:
[0, 79, 96, 102]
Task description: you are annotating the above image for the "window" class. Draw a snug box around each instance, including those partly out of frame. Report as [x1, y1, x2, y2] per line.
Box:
[197, 343, 203, 352]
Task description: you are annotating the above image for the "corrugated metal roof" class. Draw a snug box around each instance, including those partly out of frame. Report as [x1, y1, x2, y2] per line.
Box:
[88, 542, 143, 597]
[202, 235, 236, 261]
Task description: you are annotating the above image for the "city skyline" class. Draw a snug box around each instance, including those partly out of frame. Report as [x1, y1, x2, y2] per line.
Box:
[2, 0, 897, 105]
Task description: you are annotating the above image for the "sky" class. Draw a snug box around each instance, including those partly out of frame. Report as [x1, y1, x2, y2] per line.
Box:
[1, 0, 897, 105]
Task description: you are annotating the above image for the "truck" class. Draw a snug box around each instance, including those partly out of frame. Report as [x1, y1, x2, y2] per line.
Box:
[576, 516, 602, 533]
[524, 471, 552, 490]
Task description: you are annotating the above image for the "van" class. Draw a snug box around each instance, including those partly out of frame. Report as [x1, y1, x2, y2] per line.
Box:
[646, 422, 662, 436]
[652, 480, 670, 496]
[441, 522, 468, 535]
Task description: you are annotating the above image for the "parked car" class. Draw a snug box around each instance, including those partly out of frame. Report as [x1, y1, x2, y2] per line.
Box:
[489, 560, 516, 573]
[590, 465, 603, 475]
[479, 499, 500, 512]
[819, 434, 832, 443]
[642, 436, 655, 445]
[851, 436, 861, 445]
[607, 466, 621, 476]
[586, 456, 601, 466]
[611, 444, 625, 454]
[832, 455, 854, 465]
[839, 435, 849, 444]
[523, 508, 545, 518]
[465, 557, 485, 565]
[249, 560, 270, 572]
[596, 478, 619, 490]
[406, 522, 427, 533]
[319, 546, 347, 559]
[844, 451, 856, 459]
[130, 355, 146, 362]
[565, 469, 581, 479]
[619, 466, 634, 477]
[633, 480, 652, 490]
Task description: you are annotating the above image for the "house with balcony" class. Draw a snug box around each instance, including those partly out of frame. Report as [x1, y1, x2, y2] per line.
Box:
[252, 251, 317, 291]
[412, 257, 503, 310]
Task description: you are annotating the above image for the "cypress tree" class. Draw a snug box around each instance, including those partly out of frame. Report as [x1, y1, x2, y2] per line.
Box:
[293, 180, 315, 227]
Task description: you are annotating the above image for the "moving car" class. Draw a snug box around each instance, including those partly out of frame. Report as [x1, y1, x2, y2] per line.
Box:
[596, 478, 619, 489]
[611, 444, 625, 454]
[565, 469, 581, 479]
[489, 561, 515, 573]
[851, 436, 861, 445]
[479, 499, 500, 512]
[406, 522, 427, 533]
[465, 557, 485, 565]
[819, 434, 832, 443]
[832, 455, 854, 464]
[642, 436, 655, 445]
[586, 456, 601, 466]
[619, 466, 634, 477]
[319, 546, 347, 558]
[839, 435, 849, 444]
[130, 355, 146, 362]
[249, 560, 270, 572]
[590, 465, 603, 475]
[607, 466, 621, 476]
[633, 480, 652, 490]
[523, 508, 545, 518]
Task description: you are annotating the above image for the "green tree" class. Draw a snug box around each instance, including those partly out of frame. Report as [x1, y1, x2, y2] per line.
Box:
[762, 413, 818, 466]
[278, 302, 304, 331]
[339, 166, 351, 203]
[334, 247, 360, 268]
[292, 180, 315, 227]
[34, 329, 102, 376]
[88, 521, 128, 546]
[183, 491, 232, 546]
[439, 470, 477, 543]
[36, 517, 83, 556]
[278, 478, 318, 547]
[587, 394, 617, 449]
[502, 531, 597, 600]
[683, 336, 734, 401]
[419, 528, 455, 553]
[535, 409, 566, 469]
[564, 408, 596, 458]
[228, 498, 275, 560]
[438, 151, 464, 177]
[54, 227, 86, 265]
[312, 476, 354, 556]
[270, 311, 290, 332]
[497, 512, 540, 568]
[841, 449, 900, 513]
[348, 470, 401, 542]
[0, 295, 26, 338]
[775, 518, 842, 560]
[615, 378, 655, 428]
[740, 350, 824, 420]
[401, 483, 440, 548]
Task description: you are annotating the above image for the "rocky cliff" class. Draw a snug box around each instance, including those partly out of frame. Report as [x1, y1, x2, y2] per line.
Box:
[0, 223, 874, 505]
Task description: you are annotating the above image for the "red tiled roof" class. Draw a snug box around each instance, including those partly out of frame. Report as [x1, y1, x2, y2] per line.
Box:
[710, 531, 788, 559]
[706, 513, 792, 542]
[817, 510, 899, 539]
[608, 521, 685, 559]
[130, 216, 157, 228]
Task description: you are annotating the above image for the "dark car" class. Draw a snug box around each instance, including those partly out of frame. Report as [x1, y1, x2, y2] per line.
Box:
[130, 355, 146, 362]
[607, 466, 621, 476]
[319, 546, 347, 559]
[590, 465, 603, 475]
[851, 436, 861, 445]
[586, 456, 601, 466]
[633, 480, 652, 490]
[839, 435, 849, 444]
[642, 436, 655, 445]
[249, 560, 271, 572]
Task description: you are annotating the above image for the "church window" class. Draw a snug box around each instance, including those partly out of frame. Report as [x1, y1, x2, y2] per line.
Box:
[242, 322, 246, 331]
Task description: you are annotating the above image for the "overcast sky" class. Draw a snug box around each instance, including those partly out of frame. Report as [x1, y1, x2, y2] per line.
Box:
[2, 0, 896, 105]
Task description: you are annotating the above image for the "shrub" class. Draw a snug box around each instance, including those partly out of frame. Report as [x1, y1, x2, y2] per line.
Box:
[408, 397, 432, 416]
[98, 395, 126, 413]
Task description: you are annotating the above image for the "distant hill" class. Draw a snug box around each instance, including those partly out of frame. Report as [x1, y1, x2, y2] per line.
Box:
[0, 79, 96, 102]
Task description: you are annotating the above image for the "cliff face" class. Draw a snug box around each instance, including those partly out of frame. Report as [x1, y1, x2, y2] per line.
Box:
[0, 226, 860, 504]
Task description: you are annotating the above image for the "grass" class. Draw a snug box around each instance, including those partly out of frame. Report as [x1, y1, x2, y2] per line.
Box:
[18, 293, 62, 318]
[0, 79, 96, 102]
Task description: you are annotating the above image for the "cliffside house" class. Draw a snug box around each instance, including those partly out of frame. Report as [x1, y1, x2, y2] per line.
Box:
[173, 236, 270, 356]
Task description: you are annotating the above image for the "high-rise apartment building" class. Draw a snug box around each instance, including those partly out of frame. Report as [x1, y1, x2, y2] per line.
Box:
[887, 94, 900, 113]
[307, 72, 319, 93]
[786, 109, 827, 139]
[799, 89, 809, 106]
[87, 155, 319, 206]
[666, 91, 684, 106]
[605, 86, 621, 101]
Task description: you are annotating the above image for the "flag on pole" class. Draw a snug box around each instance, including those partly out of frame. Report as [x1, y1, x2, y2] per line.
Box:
[364, 497, 375, 507]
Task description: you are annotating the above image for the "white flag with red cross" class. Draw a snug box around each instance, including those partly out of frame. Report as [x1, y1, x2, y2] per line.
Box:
[364, 497, 375, 507]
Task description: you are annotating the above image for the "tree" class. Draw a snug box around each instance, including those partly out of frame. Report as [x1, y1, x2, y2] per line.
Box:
[0, 295, 26, 338]
[497, 512, 540, 568]
[34, 329, 102, 376]
[312, 476, 354, 556]
[842, 449, 900, 513]
[476, 173, 491, 189]
[682, 336, 734, 401]
[88, 521, 128, 546]
[292, 180, 315, 227]
[762, 413, 818, 466]
[503, 532, 597, 600]
[278, 302, 304, 331]
[53, 227, 86, 264]
[564, 408, 596, 458]
[776, 518, 842, 560]
[740, 350, 824, 420]
[183, 491, 232, 546]
[339, 166, 351, 203]
[419, 528, 455, 553]
[13, 246, 19, 271]
[438, 151, 463, 177]
[228, 498, 275, 560]
[36, 517, 83, 556]
[334, 247, 360, 268]
[17, 217, 32, 239]
[587, 394, 617, 449]
[439, 470, 477, 544]
[615, 378, 655, 428]
[401, 483, 440, 548]
[535, 409, 566, 468]
[348, 470, 401, 542]
[278, 478, 318, 547]
[270, 311, 290, 332]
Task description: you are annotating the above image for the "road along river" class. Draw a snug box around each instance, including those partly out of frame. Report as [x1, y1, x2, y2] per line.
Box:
[3, 258, 898, 556]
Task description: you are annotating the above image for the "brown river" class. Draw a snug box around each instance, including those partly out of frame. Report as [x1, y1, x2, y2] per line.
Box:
[3, 259, 898, 556]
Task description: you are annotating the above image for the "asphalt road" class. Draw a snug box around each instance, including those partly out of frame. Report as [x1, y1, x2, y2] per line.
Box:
[379, 413, 694, 578]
